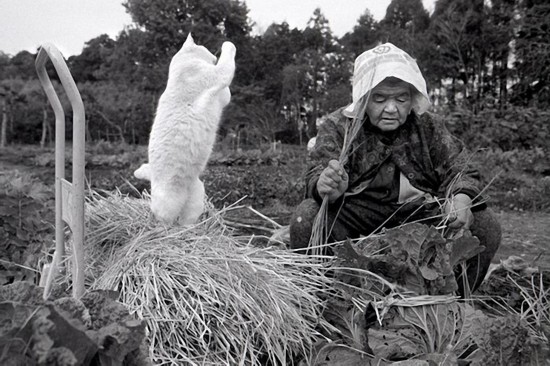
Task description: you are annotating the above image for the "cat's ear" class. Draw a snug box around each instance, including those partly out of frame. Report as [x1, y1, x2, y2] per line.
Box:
[184, 33, 195, 46]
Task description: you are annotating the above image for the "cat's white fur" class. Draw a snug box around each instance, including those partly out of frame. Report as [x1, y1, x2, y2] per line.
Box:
[134, 34, 236, 224]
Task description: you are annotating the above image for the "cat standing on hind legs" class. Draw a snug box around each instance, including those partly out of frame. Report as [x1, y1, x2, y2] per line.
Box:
[134, 34, 236, 224]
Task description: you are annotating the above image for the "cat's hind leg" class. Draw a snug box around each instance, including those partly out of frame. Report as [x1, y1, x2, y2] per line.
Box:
[150, 180, 187, 224]
[178, 177, 205, 225]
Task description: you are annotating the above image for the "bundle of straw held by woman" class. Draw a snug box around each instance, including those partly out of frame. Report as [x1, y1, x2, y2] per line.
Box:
[59, 190, 333, 365]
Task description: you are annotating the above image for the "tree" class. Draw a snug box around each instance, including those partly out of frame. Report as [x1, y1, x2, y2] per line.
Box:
[254, 22, 306, 102]
[118, 0, 256, 139]
[8, 51, 37, 80]
[0, 79, 26, 147]
[378, 0, 430, 54]
[482, 0, 517, 107]
[294, 8, 341, 136]
[100, 28, 167, 92]
[68, 35, 116, 83]
[217, 21, 311, 144]
[0, 52, 11, 79]
[513, 0, 550, 107]
[123, 0, 251, 55]
[19, 80, 51, 148]
[221, 0, 255, 81]
[381, 0, 429, 33]
[317, 53, 353, 115]
[427, 0, 486, 106]
[340, 9, 380, 58]
[79, 81, 156, 144]
[376, 0, 433, 93]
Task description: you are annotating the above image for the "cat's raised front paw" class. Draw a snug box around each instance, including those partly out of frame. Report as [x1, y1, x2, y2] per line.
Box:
[221, 42, 236, 57]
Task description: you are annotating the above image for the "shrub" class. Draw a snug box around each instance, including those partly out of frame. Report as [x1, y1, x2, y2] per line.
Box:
[474, 148, 550, 212]
[443, 106, 549, 151]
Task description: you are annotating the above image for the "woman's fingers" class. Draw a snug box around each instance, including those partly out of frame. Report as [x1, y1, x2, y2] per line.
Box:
[317, 160, 349, 202]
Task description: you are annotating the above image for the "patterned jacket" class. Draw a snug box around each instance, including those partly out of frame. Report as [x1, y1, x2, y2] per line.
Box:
[306, 108, 485, 206]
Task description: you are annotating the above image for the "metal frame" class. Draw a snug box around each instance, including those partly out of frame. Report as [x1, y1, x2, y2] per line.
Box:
[35, 43, 86, 299]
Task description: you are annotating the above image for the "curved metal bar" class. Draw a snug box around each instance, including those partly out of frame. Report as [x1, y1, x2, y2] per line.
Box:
[35, 43, 86, 299]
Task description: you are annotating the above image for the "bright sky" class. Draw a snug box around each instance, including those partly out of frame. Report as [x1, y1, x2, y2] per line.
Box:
[0, 0, 435, 57]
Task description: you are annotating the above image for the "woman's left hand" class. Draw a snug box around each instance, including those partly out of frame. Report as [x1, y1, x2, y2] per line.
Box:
[444, 193, 474, 236]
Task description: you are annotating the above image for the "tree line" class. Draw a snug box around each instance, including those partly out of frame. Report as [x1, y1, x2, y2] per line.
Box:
[0, 0, 548, 148]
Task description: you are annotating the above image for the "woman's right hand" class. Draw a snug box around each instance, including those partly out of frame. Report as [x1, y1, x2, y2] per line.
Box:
[317, 159, 349, 203]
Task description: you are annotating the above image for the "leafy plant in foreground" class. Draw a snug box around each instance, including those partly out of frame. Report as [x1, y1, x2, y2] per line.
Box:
[0, 170, 54, 285]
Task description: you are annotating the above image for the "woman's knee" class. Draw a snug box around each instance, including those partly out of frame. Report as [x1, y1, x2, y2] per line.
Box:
[470, 207, 502, 258]
[456, 207, 502, 295]
[289, 199, 321, 250]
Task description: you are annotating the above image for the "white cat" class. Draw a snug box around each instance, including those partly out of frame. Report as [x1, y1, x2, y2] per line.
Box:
[134, 34, 236, 224]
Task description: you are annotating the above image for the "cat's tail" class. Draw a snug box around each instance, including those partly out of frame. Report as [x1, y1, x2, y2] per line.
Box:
[134, 163, 151, 181]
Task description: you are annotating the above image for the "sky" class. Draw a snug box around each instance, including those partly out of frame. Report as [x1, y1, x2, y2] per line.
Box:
[0, 0, 435, 58]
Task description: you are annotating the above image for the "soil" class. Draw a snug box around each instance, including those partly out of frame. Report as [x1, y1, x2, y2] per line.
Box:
[495, 210, 550, 268]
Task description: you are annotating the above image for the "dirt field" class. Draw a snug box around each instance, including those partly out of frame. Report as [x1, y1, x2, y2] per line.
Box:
[495, 210, 550, 268]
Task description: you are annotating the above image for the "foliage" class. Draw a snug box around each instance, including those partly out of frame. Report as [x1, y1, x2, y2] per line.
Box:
[513, 0, 550, 107]
[1, 0, 549, 145]
[79, 81, 156, 144]
[0, 170, 54, 285]
[0, 281, 149, 365]
[469, 313, 534, 364]
[317, 222, 547, 364]
[4, 51, 36, 80]
[253, 22, 306, 102]
[427, 0, 487, 104]
[332, 223, 483, 296]
[473, 148, 550, 212]
[122, 0, 252, 90]
[367, 300, 484, 361]
[367, 298, 538, 364]
[477, 256, 550, 349]
[377, 0, 430, 61]
[340, 10, 379, 58]
[90, 28, 168, 92]
[221, 86, 288, 144]
[381, 0, 430, 32]
[439, 105, 550, 211]
[444, 105, 550, 151]
[68, 35, 117, 83]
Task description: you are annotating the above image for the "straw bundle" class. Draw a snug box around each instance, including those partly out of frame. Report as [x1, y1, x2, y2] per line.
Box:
[77, 190, 331, 365]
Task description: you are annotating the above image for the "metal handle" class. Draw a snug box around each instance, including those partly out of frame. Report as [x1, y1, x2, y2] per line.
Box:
[36, 43, 86, 299]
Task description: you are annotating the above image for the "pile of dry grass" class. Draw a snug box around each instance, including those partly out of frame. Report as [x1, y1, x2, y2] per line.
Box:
[76, 190, 332, 365]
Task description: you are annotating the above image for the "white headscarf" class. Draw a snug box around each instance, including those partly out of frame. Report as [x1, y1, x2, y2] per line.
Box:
[343, 43, 431, 118]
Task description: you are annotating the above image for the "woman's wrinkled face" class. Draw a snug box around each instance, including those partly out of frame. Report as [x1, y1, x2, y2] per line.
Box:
[366, 78, 413, 132]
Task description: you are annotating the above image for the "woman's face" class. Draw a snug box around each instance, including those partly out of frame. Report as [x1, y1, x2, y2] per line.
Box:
[366, 78, 413, 132]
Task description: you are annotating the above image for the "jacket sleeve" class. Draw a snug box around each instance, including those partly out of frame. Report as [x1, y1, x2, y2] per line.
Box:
[305, 111, 347, 201]
[428, 115, 486, 208]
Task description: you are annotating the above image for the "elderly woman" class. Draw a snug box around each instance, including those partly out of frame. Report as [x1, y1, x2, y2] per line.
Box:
[289, 43, 501, 293]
